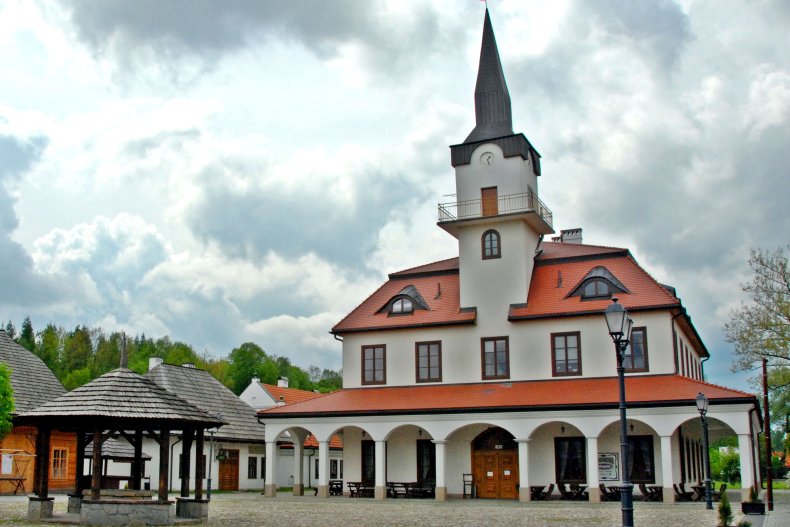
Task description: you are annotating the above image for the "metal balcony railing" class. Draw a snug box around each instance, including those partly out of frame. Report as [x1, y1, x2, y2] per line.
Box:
[438, 191, 553, 228]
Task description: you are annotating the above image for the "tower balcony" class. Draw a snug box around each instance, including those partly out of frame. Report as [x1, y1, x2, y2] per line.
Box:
[437, 191, 554, 236]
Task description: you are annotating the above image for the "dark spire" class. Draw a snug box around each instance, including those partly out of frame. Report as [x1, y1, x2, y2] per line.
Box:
[119, 334, 128, 369]
[464, 8, 514, 144]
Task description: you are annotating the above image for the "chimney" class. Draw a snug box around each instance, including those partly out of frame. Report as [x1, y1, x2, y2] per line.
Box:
[552, 228, 583, 244]
[182, 363, 196, 369]
[148, 357, 164, 371]
[276, 395, 286, 407]
[277, 377, 289, 388]
[251, 377, 260, 385]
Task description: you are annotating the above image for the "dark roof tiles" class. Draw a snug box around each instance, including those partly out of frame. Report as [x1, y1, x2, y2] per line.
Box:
[0, 330, 65, 415]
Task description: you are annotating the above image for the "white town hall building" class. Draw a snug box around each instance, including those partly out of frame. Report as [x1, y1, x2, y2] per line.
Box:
[258, 9, 760, 503]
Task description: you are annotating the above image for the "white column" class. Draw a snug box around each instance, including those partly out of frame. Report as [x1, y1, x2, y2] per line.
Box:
[374, 440, 387, 499]
[264, 441, 277, 497]
[586, 437, 600, 502]
[738, 434, 755, 501]
[516, 439, 530, 502]
[660, 435, 675, 503]
[316, 440, 330, 498]
[433, 440, 447, 501]
[292, 441, 304, 496]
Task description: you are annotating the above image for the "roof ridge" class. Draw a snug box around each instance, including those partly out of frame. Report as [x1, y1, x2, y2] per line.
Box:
[389, 256, 459, 277]
[680, 374, 757, 399]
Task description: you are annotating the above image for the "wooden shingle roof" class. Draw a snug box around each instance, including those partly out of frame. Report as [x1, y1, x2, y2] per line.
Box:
[17, 367, 224, 429]
[146, 364, 265, 443]
[0, 329, 65, 415]
[85, 437, 152, 461]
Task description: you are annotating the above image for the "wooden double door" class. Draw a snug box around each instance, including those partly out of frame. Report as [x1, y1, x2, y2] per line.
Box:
[218, 449, 239, 491]
[473, 450, 518, 499]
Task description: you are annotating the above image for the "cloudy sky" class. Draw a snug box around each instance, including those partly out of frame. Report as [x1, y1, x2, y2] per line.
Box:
[1, 0, 788, 390]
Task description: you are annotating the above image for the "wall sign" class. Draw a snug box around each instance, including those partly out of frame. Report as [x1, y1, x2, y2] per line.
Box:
[598, 453, 619, 481]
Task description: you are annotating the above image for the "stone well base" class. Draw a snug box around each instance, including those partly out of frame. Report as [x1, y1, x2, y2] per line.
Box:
[68, 493, 83, 514]
[176, 497, 209, 519]
[81, 499, 173, 526]
[27, 497, 54, 521]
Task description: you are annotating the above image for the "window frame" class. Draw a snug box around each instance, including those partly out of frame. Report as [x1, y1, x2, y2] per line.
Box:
[627, 435, 656, 484]
[389, 296, 414, 316]
[481, 229, 501, 260]
[551, 331, 582, 377]
[480, 336, 510, 380]
[361, 345, 386, 385]
[415, 341, 442, 383]
[554, 437, 587, 484]
[623, 326, 649, 372]
[248, 456, 258, 479]
[51, 448, 68, 480]
[580, 278, 614, 299]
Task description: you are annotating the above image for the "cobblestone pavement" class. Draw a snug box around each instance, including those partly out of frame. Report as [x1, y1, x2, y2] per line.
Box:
[0, 490, 787, 527]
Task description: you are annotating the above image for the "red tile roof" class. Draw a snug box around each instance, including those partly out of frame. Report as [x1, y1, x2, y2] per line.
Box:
[262, 384, 324, 405]
[331, 266, 476, 334]
[259, 375, 756, 418]
[332, 242, 680, 334]
[510, 252, 680, 319]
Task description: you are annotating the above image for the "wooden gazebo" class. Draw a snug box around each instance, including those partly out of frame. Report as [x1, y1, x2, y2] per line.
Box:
[16, 360, 225, 526]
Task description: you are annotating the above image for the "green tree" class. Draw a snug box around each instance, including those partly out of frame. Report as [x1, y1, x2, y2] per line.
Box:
[36, 324, 62, 372]
[4, 321, 15, 339]
[228, 342, 267, 394]
[316, 368, 343, 392]
[724, 246, 789, 438]
[60, 325, 93, 376]
[62, 367, 93, 390]
[17, 317, 35, 352]
[0, 362, 13, 438]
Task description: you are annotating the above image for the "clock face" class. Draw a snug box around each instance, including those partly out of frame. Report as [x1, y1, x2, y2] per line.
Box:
[480, 152, 495, 166]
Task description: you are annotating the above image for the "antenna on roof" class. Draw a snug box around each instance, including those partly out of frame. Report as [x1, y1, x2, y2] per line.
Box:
[119, 333, 128, 368]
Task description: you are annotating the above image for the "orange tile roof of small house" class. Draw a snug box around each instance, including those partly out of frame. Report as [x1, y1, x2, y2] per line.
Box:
[259, 375, 756, 418]
[332, 242, 679, 334]
[262, 384, 324, 405]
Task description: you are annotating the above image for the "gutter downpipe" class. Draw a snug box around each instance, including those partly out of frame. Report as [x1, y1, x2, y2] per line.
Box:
[169, 436, 183, 492]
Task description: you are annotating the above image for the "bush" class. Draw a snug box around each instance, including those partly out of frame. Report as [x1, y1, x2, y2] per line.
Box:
[718, 493, 733, 527]
[711, 450, 741, 484]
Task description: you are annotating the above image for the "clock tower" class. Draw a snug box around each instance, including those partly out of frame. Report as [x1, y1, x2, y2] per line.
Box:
[438, 9, 553, 323]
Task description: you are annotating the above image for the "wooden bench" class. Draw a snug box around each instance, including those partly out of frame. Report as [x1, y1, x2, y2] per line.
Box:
[329, 480, 344, 496]
[347, 481, 373, 498]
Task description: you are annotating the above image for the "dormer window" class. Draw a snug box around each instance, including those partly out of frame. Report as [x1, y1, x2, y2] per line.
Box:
[378, 285, 430, 317]
[482, 229, 501, 259]
[567, 266, 629, 300]
[582, 278, 614, 299]
[390, 297, 413, 315]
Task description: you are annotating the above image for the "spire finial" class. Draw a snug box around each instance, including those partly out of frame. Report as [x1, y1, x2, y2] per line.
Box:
[464, 7, 514, 143]
[119, 333, 128, 368]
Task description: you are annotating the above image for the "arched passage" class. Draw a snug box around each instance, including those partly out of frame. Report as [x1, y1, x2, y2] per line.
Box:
[471, 427, 519, 499]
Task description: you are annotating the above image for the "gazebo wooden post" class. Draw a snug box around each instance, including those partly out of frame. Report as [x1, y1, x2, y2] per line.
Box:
[131, 429, 143, 490]
[75, 431, 86, 493]
[194, 429, 205, 500]
[90, 427, 103, 501]
[158, 428, 170, 502]
[181, 428, 194, 497]
[33, 425, 51, 497]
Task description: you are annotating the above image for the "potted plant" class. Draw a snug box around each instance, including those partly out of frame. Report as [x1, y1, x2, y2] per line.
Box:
[718, 493, 734, 527]
[741, 487, 765, 515]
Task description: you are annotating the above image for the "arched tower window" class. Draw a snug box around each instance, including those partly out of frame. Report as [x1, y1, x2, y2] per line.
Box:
[482, 229, 501, 259]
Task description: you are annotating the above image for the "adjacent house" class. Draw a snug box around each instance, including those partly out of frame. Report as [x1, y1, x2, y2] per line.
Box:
[0, 329, 76, 495]
[258, 9, 760, 503]
[241, 377, 344, 491]
[143, 360, 266, 492]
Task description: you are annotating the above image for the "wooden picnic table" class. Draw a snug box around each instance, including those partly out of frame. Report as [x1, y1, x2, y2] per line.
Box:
[0, 475, 26, 495]
[347, 481, 374, 498]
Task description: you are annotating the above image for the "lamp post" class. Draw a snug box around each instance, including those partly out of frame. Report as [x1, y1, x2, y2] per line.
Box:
[605, 297, 634, 527]
[696, 393, 713, 510]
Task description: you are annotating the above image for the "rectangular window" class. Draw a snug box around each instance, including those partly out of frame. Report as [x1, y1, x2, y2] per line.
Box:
[416, 341, 442, 382]
[552, 332, 582, 376]
[627, 436, 656, 483]
[481, 337, 509, 379]
[624, 327, 648, 371]
[554, 438, 586, 483]
[315, 458, 319, 480]
[361, 440, 375, 485]
[416, 439, 436, 483]
[362, 345, 386, 385]
[51, 448, 68, 480]
[248, 456, 258, 479]
[330, 459, 338, 479]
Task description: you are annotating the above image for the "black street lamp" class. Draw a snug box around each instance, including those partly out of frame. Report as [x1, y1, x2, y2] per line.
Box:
[605, 297, 634, 527]
[695, 392, 713, 510]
